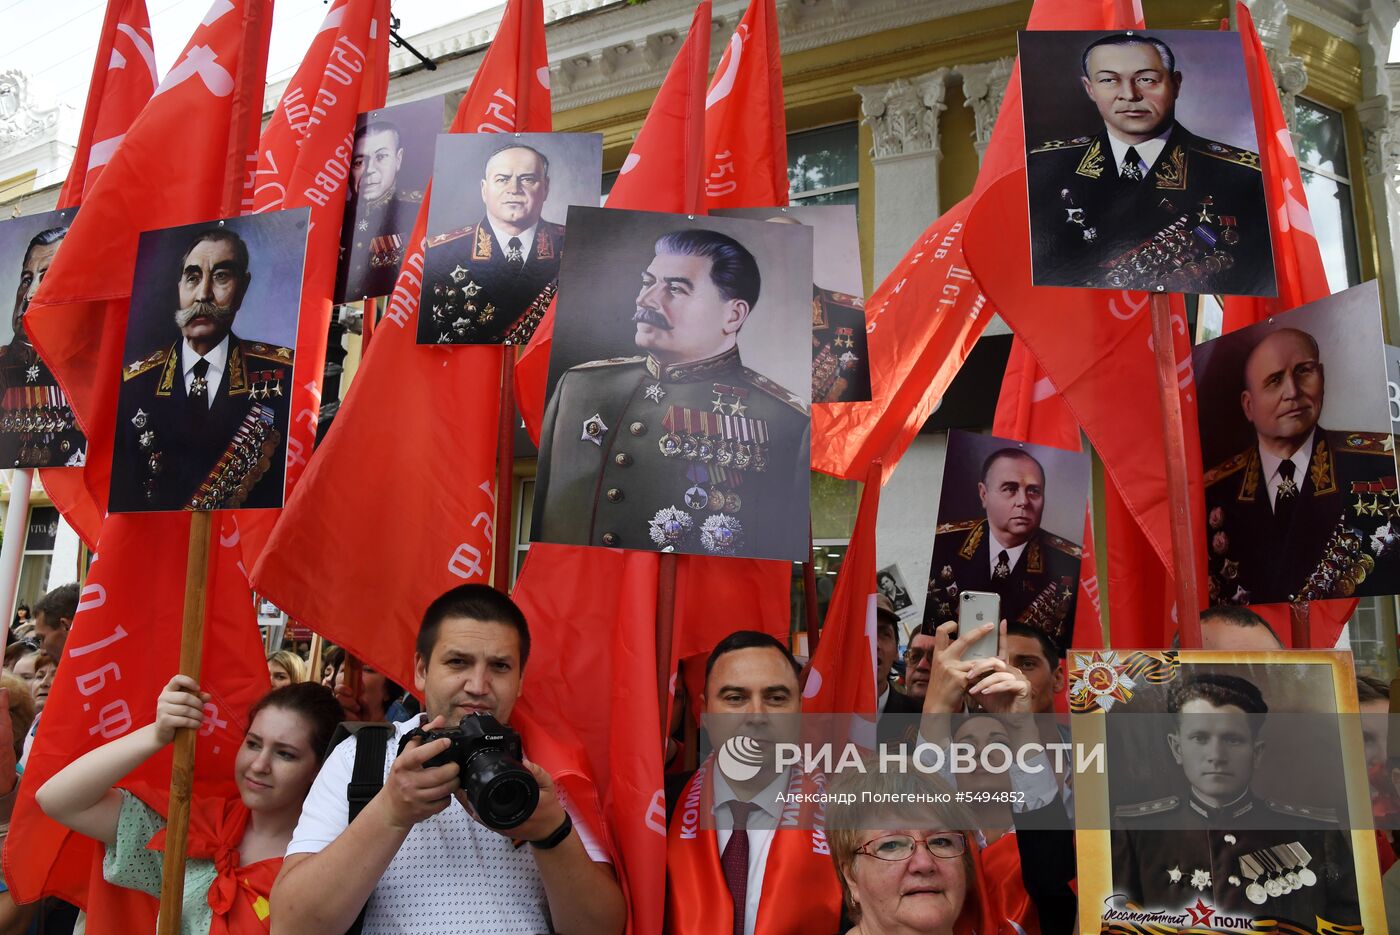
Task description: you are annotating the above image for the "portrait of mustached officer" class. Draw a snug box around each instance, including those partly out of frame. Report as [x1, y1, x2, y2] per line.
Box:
[111, 226, 294, 513]
[532, 225, 811, 561]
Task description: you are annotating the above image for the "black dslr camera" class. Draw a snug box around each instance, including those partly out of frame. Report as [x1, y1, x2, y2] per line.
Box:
[399, 713, 539, 830]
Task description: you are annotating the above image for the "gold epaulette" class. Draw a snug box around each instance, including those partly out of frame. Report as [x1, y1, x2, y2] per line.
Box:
[1030, 136, 1094, 154]
[1335, 431, 1394, 455]
[1114, 795, 1179, 819]
[1042, 532, 1083, 559]
[1204, 450, 1251, 486]
[819, 289, 865, 310]
[741, 367, 809, 416]
[401, 189, 425, 203]
[936, 518, 983, 535]
[427, 225, 475, 249]
[124, 347, 169, 381]
[1265, 798, 1337, 823]
[1190, 139, 1261, 171]
[244, 342, 294, 363]
[573, 356, 646, 370]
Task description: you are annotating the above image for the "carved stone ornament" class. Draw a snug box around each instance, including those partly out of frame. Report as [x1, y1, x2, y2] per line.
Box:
[856, 70, 950, 161]
[956, 57, 1015, 161]
[0, 70, 61, 151]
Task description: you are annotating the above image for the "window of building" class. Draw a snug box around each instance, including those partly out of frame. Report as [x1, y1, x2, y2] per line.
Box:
[1293, 99, 1361, 293]
[1347, 597, 1397, 682]
[511, 477, 535, 585]
[15, 505, 58, 616]
[788, 123, 859, 207]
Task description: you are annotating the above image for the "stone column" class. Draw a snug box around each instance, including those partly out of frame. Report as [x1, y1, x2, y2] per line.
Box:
[957, 57, 1014, 163]
[855, 70, 949, 281]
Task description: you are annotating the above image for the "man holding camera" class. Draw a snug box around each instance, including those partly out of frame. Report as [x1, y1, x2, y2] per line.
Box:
[270, 585, 624, 935]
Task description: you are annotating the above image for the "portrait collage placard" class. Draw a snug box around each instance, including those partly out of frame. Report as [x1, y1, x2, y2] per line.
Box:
[110, 208, 310, 514]
[1072, 649, 1386, 935]
[924, 430, 1089, 651]
[0, 208, 86, 469]
[712, 205, 869, 403]
[1019, 29, 1276, 296]
[1193, 282, 1399, 606]
[333, 94, 445, 303]
[419, 132, 602, 345]
[531, 206, 813, 562]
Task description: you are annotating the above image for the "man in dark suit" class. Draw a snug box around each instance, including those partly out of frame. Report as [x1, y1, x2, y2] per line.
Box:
[1027, 32, 1272, 295]
[421, 143, 564, 344]
[111, 228, 293, 512]
[925, 448, 1081, 649]
[1204, 327, 1397, 604]
[335, 120, 423, 301]
[1112, 673, 1360, 928]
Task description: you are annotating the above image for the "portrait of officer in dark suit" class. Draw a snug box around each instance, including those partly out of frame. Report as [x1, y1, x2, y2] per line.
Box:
[334, 119, 425, 302]
[0, 216, 85, 468]
[421, 143, 567, 345]
[532, 224, 811, 561]
[925, 440, 1083, 651]
[1022, 31, 1274, 295]
[111, 226, 295, 513]
[1111, 673, 1360, 929]
[1200, 323, 1398, 605]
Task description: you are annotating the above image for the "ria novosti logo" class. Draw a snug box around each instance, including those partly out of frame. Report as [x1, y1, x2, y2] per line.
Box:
[717, 734, 766, 782]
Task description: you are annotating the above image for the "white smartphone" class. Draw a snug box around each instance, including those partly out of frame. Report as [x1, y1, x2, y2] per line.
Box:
[957, 590, 1001, 661]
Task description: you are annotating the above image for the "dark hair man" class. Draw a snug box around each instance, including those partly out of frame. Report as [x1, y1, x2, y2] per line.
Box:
[1026, 32, 1271, 294]
[271, 584, 624, 934]
[423, 143, 563, 344]
[665, 630, 841, 935]
[1112, 673, 1360, 925]
[1187, 606, 1284, 651]
[875, 595, 919, 719]
[926, 448, 1081, 648]
[1204, 326, 1396, 605]
[532, 227, 810, 561]
[336, 120, 422, 301]
[110, 227, 294, 512]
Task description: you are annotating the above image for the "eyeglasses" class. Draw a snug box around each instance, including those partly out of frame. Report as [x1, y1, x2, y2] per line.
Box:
[855, 832, 966, 861]
[905, 647, 934, 665]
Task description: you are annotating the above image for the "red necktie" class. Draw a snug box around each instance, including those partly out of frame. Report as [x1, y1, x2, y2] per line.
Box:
[721, 800, 757, 935]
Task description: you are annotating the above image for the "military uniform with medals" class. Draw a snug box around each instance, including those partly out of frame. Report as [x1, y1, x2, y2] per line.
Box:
[0, 339, 85, 468]
[420, 218, 565, 345]
[1204, 429, 1399, 606]
[1027, 123, 1272, 294]
[1111, 791, 1361, 929]
[110, 336, 294, 513]
[531, 347, 810, 561]
[924, 519, 1081, 647]
[811, 287, 870, 404]
[335, 187, 422, 301]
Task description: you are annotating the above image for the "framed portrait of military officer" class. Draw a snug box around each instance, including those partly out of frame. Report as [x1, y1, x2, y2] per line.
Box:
[1194, 282, 1399, 606]
[713, 205, 870, 404]
[532, 206, 812, 561]
[109, 209, 309, 513]
[0, 209, 86, 468]
[333, 94, 445, 303]
[1070, 649, 1386, 934]
[419, 132, 602, 345]
[1019, 30, 1276, 296]
[924, 430, 1088, 653]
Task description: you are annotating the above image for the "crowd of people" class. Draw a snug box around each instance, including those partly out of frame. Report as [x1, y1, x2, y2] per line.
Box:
[0, 582, 1393, 934]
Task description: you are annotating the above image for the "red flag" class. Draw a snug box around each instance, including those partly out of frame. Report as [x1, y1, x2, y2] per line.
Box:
[2, 514, 270, 930]
[234, 0, 392, 567]
[702, 0, 787, 209]
[250, 0, 551, 705]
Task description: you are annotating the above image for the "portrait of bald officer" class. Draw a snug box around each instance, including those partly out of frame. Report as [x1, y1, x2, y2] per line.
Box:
[111, 228, 294, 513]
[531, 228, 810, 561]
[421, 143, 564, 345]
[335, 120, 422, 301]
[1027, 32, 1272, 294]
[925, 448, 1081, 649]
[1203, 327, 1397, 606]
[1111, 673, 1360, 928]
[0, 224, 85, 467]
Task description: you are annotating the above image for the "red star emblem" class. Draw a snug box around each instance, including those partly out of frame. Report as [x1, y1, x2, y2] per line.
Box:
[1185, 898, 1214, 927]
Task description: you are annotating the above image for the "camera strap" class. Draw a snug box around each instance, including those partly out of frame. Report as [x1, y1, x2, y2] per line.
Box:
[329, 722, 394, 935]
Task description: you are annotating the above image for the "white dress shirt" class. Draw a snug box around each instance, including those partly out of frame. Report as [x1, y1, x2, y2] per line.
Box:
[180, 336, 229, 408]
[1259, 428, 1315, 510]
[1106, 125, 1172, 179]
[486, 218, 537, 266]
[712, 769, 787, 935]
[987, 530, 1028, 578]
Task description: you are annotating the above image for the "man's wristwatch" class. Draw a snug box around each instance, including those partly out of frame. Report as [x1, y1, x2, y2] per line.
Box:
[530, 812, 573, 849]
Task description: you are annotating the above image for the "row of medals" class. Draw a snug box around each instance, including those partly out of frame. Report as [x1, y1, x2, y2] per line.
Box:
[657, 430, 767, 473]
[1103, 199, 1239, 289]
[1239, 842, 1318, 907]
[189, 410, 276, 509]
[2, 404, 75, 435]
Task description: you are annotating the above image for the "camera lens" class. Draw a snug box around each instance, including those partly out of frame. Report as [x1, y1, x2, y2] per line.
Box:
[463, 750, 540, 830]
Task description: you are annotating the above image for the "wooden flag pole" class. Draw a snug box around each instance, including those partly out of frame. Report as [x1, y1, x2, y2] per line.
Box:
[307, 632, 325, 681]
[157, 510, 213, 935]
[656, 553, 678, 739]
[1289, 600, 1311, 648]
[495, 350, 517, 589]
[1148, 293, 1204, 648]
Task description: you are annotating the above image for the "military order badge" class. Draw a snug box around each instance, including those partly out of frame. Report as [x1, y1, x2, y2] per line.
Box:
[0, 208, 86, 469]
[1193, 282, 1400, 606]
[109, 209, 309, 513]
[713, 205, 870, 403]
[1019, 30, 1276, 296]
[923, 430, 1089, 653]
[531, 207, 813, 561]
[419, 132, 602, 345]
[1072, 650, 1386, 934]
[333, 95, 444, 303]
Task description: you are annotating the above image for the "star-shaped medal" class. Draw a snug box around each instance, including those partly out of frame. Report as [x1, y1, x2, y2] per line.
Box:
[450, 264, 468, 284]
[358, 219, 368, 232]
[25, 365, 39, 383]
[711, 391, 727, 413]
[1190, 868, 1211, 891]
[643, 383, 665, 404]
[728, 398, 748, 417]
[580, 413, 608, 446]
[1167, 866, 1182, 884]
[131, 408, 148, 429]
